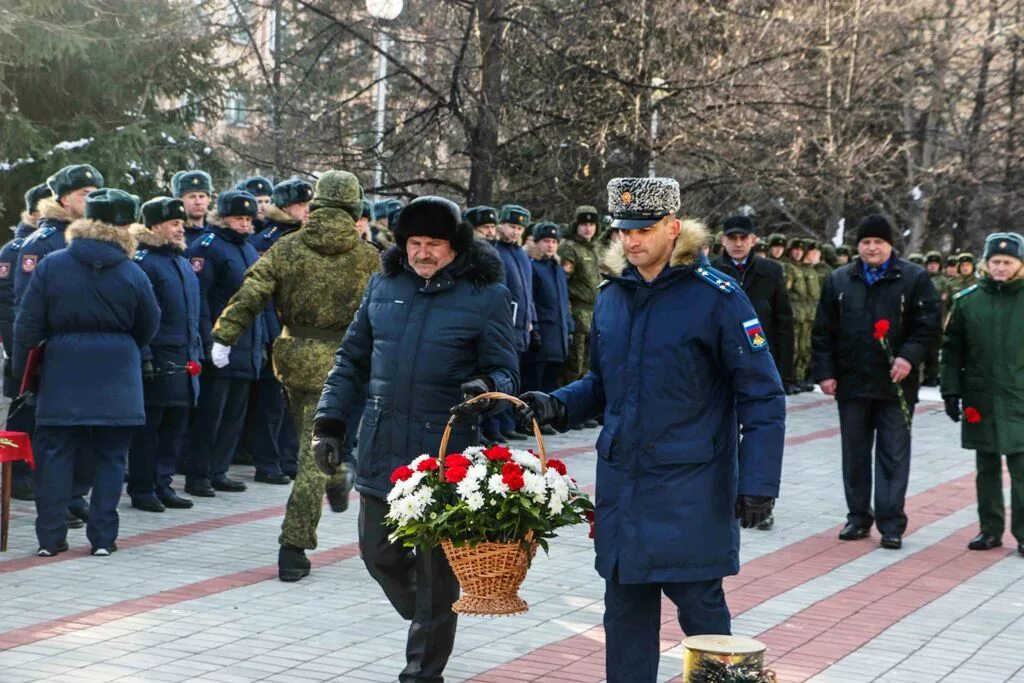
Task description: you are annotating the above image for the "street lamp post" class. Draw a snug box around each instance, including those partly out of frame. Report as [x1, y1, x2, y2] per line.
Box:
[365, 0, 403, 198]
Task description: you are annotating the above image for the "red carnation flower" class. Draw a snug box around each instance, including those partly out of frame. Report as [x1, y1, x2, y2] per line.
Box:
[546, 459, 567, 476]
[501, 462, 524, 490]
[445, 466, 468, 483]
[390, 465, 414, 483]
[417, 457, 438, 472]
[484, 445, 511, 461]
[873, 319, 891, 340]
[186, 361, 201, 377]
[445, 453, 471, 469]
[964, 406, 982, 424]
[585, 510, 595, 539]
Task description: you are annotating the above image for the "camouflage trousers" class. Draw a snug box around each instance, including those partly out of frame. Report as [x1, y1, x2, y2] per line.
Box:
[560, 307, 593, 385]
[279, 387, 348, 550]
[794, 319, 813, 381]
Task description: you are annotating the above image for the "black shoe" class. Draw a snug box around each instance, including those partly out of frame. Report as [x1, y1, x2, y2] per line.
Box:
[90, 543, 118, 557]
[184, 482, 216, 498]
[538, 425, 556, 436]
[501, 430, 528, 441]
[68, 505, 89, 523]
[757, 513, 775, 531]
[784, 382, 802, 396]
[12, 484, 34, 501]
[157, 490, 194, 509]
[36, 540, 69, 557]
[211, 477, 247, 492]
[583, 419, 599, 428]
[967, 533, 1002, 551]
[65, 511, 84, 529]
[281, 467, 298, 479]
[278, 544, 311, 582]
[131, 497, 166, 513]
[799, 381, 815, 392]
[880, 533, 902, 549]
[838, 522, 870, 540]
[254, 471, 291, 485]
[1019, 542, 1023, 557]
[569, 423, 585, 430]
[325, 485, 350, 513]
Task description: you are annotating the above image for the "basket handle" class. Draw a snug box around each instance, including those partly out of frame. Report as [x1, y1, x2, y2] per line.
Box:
[438, 392, 547, 474]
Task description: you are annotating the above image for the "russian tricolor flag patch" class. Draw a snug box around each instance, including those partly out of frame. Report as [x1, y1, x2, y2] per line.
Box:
[742, 318, 768, 351]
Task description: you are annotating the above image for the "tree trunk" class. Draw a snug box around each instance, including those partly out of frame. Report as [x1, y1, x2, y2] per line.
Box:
[467, 0, 503, 205]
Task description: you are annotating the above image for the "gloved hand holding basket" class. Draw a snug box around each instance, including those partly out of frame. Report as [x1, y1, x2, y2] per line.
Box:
[384, 392, 593, 616]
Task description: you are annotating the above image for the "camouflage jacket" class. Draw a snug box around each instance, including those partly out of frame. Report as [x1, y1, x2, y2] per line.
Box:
[558, 234, 602, 308]
[212, 207, 381, 392]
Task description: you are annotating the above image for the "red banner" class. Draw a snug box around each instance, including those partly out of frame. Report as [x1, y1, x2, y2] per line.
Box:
[0, 431, 33, 469]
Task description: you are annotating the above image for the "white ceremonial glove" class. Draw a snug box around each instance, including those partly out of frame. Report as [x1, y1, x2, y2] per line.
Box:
[211, 342, 232, 368]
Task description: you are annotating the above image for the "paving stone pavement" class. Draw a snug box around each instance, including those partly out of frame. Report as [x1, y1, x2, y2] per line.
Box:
[1, 388, 1023, 682]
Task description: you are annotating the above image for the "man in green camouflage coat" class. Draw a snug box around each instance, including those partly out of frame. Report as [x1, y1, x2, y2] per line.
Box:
[211, 171, 381, 582]
[558, 206, 603, 402]
[922, 251, 946, 385]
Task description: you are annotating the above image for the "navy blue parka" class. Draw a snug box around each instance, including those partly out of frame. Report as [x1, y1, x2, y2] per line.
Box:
[0, 217, 38, 398]
[493, 240, 536, 352]
[526, 246, 573, 363]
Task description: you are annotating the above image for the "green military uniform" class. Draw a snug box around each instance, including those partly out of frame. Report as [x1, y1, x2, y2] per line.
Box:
[767, 233, 787, 260]
[941, 241, 1024, 547]
[213, 172, 380, 552]
[908, 253, 925, 265]
[943, 253, 979, 301]
[558, 206, 603, 384]
[923, 251, 946, 384]
[783, 238, 814, 382]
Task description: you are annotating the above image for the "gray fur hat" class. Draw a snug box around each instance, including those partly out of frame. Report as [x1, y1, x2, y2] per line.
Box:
[606, 177, 680, 229]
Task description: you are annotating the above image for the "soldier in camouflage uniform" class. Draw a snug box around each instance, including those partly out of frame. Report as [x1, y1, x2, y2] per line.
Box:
[908, 253, 925, 266]
[558, 206, 603, 408]
[785, 238, 815, 388]
[767, 233, 788, 260]
[923, 251, 946, 385]
[211, 171, 380, 582]
[836, 245, 851, 265]
[944, 253, 978, 299]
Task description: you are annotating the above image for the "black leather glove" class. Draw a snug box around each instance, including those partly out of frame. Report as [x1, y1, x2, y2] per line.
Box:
[311, 418, 346, 476]
[529, 329, 542, 352]
[142, 361, 155, 381]
[516, 391, 568, 431]
[944, 395, 961, 423]
[735, 495, 774, 529]
[450, 377, 495, 422]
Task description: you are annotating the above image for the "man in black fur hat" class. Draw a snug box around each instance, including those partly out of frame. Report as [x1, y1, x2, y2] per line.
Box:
[313, 196, 518, 683]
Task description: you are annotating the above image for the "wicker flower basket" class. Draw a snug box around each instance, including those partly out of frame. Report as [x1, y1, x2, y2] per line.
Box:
[438, 392, 546, 616]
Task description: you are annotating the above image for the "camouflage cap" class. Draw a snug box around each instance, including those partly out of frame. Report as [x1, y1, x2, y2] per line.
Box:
[835, 245, 852, 256]
[983, 232, 1024, 261]
[805, 240, 821, 251]
[767, 233, 788, 248]
[572, 205, 600, 227]
[171, 170, 213, 198]
[908, 253, 925, 264]
[312, 170, 363, 217]
[957, 252, 975, 263]
[925, 250, 943, 263]
[946, 255, 957, 266]
[606, 177, 680, 229]
[752, 241, 768, 253]
[48, 164, 104, 198]
[786, 237, 806, 251]
[85, 188, 139, 227]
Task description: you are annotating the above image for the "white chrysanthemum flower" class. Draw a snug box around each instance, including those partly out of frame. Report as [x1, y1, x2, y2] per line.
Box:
[465, 492, 485, 511]
[549, 476, 570, 504]
[386, 484, 404, 502]
[463, 446, 485, 461]
[487, 473, 510, 496]
[521, 470, 547, 503]
[456, 475, 480, 499]
[387, 497, 412, 525]
[409, 454, 430, 469]
[511, 449, 541, 472]
[466, 463, 488, 482]
[548, 498, 564, 517]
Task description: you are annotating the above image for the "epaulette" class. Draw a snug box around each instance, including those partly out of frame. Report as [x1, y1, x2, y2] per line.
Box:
[953, 284, 978, 300]
[263, 227, 278, 240]
[597, 279, 611, 289]
[199, 232, 217, 247]
[694, 266, 737, 294]
[134, 249, 148, 262]
[38, 226, 57, 240]
[11, 238, 25, 250]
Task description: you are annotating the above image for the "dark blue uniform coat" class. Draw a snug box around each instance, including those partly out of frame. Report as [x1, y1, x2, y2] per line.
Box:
[553, 230, 786, 584]
[13, 198, 73, 307]
[493, 240, 536, 352]
[186, 225, 265, 380]
[14, 220, 161, 426]
[316, 241, 519, 499]
[184, 218, 211, 248]
[528, 252, 573, 363]
[132, 228, 203, 407]
[0, 219, 38, 398]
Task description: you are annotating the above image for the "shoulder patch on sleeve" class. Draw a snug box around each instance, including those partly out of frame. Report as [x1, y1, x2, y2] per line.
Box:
[189, 256, 205, 273]
[199, 233, 216, 247]
[953, 284, 978, 300]
[133, 249, 148, 262]
[0, 262, 10, 279]
[694, 266, 737, 294]
[20, 254, 38, 273]
[743, 317, 768, 351]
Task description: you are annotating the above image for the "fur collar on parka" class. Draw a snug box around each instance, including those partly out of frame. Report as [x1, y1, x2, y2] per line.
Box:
[19, 211, 39, 229]
[129, 223, 185, 252]
[37, 197, 73, 224]
[66, 219, 137, 256]
[265, 204, 302, 227]
[601, 218, 709, 277]
[381, 238, 505, 288]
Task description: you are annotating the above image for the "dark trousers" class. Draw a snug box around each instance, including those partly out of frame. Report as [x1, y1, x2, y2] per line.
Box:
[359, 494, 459, 683]
[128, 405, 190, 500]
[15, 401, 90, 511]
[244, 369, 287, 477]
[976, 451, 1024, 543]
[8, 398, 35, 494]
[187, 376, 250, 486]
[604, 575, 731, 683]
[33, 425, 132, 550]
[521, 360, 562, 393]
[838, 398, 912, 534]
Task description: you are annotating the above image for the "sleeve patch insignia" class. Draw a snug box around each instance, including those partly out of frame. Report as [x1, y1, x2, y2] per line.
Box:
[190, 257, 205, 273]
[743, 317, 768, 351]
[20, 254, 37, 273]
[0, 263, 10, 279]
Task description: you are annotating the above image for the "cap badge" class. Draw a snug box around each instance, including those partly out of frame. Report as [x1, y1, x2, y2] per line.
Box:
[192, 178, 199, 184]
[621, 190, 632, 204]
[1000, 241, 1008, 248]
[244, 200, 250, 207]
[85, 171, 93, 179]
